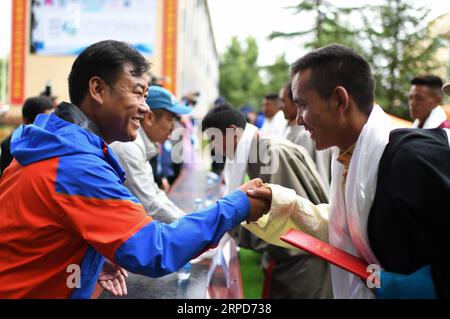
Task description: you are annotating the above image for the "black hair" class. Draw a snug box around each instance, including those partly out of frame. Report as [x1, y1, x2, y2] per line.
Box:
[281, 81, 293, 101]
[264, 93, 279, 101]
[22, 96, 54, 123]
[201, 104, 247, 133]
[411, 75, 443, 97]
[291, 44, 375, 115]
[68, 40, 150, 106]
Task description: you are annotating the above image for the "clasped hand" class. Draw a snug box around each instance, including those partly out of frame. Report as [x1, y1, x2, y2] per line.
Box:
[238, 178, 273, 223]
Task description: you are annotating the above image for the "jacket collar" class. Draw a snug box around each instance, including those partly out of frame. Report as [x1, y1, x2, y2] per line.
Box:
[54, 102, 102, 138]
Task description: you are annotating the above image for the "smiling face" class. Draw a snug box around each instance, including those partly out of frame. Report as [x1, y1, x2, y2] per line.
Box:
[292, 69, 339, 150]
[92, 64, 149, 143]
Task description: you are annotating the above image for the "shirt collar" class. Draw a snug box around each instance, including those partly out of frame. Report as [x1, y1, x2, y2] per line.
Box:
[337, 143, 356, 170]
[54, 102, 102, 137]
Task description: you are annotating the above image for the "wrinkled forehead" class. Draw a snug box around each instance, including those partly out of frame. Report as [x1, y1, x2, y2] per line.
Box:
[117, 64, 148, 85]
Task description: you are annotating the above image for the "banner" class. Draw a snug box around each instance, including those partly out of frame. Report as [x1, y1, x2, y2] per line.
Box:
[10, 0, 27, 105]
[30, 0, 157, 56]
[162, 0, 178, 94]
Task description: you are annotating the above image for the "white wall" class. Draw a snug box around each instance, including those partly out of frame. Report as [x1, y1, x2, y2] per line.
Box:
[177, 0, 219, 119]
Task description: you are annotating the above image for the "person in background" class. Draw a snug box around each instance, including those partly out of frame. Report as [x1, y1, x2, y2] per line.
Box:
[240, 104, 257, 126]
[279, 81, 333, 189]
[260, 93, 286, 138]
[1, 96, 55, 176]
[40, 80, 58, 107]
[409, 75, 450, 128]
[110, 86, 191, 224]
[202, 104, 332, 299]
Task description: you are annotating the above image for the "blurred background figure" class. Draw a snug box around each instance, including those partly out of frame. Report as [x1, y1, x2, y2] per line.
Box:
[278, 82, 332, 189]
[1, 96, 55, 176]
[409, 75, 449, 128]
[279, 82, 314, 156]
[240, 104, 256, 125]
[260, 93, 286, 138]
[39, 80, 58, 107]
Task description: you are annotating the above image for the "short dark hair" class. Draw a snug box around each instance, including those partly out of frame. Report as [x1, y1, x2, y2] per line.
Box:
[281, 81, 293, 101]
[411, 75, 443, 97]
[264, 93, 279, 101]
[68, 40, 150, 106]
[22, 96, 54, 123]
[201, 104, 247, 133]
[291, 44, 375, 115]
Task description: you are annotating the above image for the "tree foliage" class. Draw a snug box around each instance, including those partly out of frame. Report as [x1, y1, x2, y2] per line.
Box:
[361, 0, 445, 118]
[219, 37, 290, 110]
[269, 0, 361, 50]
[267, 0, 447, 119]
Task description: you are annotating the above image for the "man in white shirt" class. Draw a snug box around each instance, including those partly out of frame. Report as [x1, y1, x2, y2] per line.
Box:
[260, 93, 286, 138]
[110, 86, 192, 224]
[409, 75, 449, 129]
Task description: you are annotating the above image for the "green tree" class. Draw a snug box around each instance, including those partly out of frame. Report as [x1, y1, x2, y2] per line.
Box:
[362, 0, 445, 119]
[261, 54, 290, 95]
[269, 0, 361, 50]
[219, 36, 265, 108]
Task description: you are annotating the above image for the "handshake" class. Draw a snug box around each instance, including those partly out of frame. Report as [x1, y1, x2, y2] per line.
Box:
[238, 178, 273, 223]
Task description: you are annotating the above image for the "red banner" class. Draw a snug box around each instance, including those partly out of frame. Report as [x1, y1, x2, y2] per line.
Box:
[162, 0, 178, 95]
[10, 0, 27, 106]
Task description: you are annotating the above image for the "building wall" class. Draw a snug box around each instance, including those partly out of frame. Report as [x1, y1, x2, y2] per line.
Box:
[10, 0, 218, 110]
[177, 0, 219, 119]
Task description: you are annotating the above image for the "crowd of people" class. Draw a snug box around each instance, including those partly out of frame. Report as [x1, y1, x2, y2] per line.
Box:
[0, 40, 449, 299]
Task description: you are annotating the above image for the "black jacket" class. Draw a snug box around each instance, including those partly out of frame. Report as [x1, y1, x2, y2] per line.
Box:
[368, 128, 450, 298]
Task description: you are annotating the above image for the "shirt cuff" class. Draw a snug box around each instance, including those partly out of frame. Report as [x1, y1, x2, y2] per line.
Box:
[223, 190, 250, 224]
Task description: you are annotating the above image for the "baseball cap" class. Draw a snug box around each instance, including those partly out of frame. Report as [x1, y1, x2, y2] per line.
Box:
[146, 86, 192, 115]
[442, 83, 450, 96]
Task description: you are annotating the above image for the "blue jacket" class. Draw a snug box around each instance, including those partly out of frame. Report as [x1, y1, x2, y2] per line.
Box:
[0, 103, 250, 298]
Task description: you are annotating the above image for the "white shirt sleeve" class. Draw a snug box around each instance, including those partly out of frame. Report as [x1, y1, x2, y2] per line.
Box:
[242, 183, 330, 249]
[110, 141, 185, 224]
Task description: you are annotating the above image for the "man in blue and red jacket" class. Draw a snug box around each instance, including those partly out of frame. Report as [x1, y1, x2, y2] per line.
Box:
[0, 40, 270, 299]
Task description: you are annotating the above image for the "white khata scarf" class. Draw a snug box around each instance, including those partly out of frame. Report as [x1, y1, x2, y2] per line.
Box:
[329, 105, 394, 299]
[223, 123, 259, 195]
[411, 105, 447, 129]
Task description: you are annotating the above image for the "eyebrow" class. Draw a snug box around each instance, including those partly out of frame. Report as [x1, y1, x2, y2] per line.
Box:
[133, 83, 148, 91]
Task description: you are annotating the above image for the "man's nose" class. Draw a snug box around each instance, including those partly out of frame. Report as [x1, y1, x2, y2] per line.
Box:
[140, 100, 150, 115]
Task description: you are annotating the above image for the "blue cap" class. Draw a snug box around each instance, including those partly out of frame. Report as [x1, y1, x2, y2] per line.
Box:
[240, 104, 254, 114]
[146, 86, 192, 115]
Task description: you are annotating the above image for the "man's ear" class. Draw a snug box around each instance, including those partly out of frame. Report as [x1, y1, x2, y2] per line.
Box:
[334, 86, 349, 113]
[88, 76, 107, 104]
